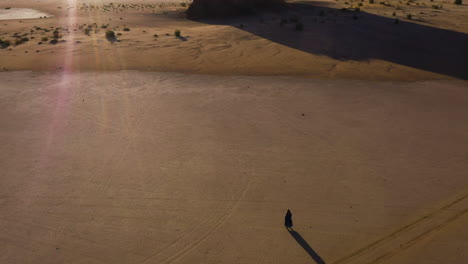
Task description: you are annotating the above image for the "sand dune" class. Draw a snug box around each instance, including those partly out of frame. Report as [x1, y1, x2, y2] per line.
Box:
[0, 0, 467, 80]
[0, 1, 467, 264]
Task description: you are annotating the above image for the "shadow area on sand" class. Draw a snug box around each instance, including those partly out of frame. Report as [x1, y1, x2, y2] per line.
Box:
[287, 228, 326, 264]
[190, 1, 468, 80]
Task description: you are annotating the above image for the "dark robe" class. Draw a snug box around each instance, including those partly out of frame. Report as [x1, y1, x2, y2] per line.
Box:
[284, 209, 293, 228]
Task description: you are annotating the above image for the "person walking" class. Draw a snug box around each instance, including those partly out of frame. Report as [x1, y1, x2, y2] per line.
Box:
[284, 209, 293, 229]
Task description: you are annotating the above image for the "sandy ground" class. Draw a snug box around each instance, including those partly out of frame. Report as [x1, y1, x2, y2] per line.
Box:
[1, 71, 467, 264]
[1, 0, 468, 263]
[0, 0, 467, 80]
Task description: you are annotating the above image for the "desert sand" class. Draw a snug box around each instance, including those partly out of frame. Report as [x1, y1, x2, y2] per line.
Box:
[1, 1, 468, 264]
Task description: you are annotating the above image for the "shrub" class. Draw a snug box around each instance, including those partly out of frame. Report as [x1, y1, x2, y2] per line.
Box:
[84, 28, 91, 35]
[406, 14, 412, 19]
[369, 0, 374, 3]
[393, 12, 396, 16]
[42, 37, 48, 41]
[105, 30, 116, 39]
[174, 29, 181, 37]
[153, 34, 159, 38]
[454, 0, 462, 4]
[50, 39, 58, 44]
[123, 27, 130, 31]
[14, 38, 24, 45]
[53, 30, 60, 39]
[0, 39, 11, 48]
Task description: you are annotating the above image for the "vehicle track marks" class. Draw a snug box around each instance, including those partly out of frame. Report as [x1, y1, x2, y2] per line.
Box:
[332, 190, 468, 264]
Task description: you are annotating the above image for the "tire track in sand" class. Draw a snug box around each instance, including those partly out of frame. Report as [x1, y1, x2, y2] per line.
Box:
[332, 191, 468, 264]
[138, 178, 252, 264]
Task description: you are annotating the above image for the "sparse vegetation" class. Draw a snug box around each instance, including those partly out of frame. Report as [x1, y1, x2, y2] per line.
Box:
[454, 0, 462, 4]
[0, 39, 11, 49]
[105, 30, 116, 41]
[42, 37, 48, 42]
[369, 0, 374, 3]
[174, 29, 181, 37]
[407, 14, 412, 19]
[14, 38, 24, 46]
[53, 30, 61, 39]
[50, 39, 58, 45]
[123, 27, 130, 31]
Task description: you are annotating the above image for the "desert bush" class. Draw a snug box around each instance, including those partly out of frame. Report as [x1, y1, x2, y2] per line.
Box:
[84, 28, 91, 35]
[406, 14, 412, 19]
[369, 0, 374, 3]
[50, 39, 58, 44]
[0, 39, 11, 48]
[174, 29, 181, 37]
[105, 30, 116, 39]
[123, 27, 130, 31]
[454, 0, 462, 4]
[14, 38, 24, 45]
[42, 37, 48, 41]
[53, 30, 60, 39]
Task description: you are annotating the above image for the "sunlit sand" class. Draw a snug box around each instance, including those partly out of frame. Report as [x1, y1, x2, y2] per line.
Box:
[0, 1, 467, 264]
[0, 8, 51, 20]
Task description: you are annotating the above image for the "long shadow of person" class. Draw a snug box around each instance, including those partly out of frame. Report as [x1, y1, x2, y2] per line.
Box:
[287, 228, 326, 264]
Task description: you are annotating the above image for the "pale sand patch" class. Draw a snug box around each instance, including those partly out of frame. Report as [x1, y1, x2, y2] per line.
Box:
[0, 8, 51, 20]
[0, 71, 467, 264]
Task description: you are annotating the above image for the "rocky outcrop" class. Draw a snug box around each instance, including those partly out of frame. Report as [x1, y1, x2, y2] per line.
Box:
[187, 0, 286, 18]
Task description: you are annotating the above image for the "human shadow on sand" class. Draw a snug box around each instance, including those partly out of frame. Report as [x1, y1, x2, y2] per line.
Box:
[287, 228, 326, 264]
[189, 1, 468, 80]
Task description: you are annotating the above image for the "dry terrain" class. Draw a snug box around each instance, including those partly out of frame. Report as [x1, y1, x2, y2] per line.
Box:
[0, 1, 467, 264]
